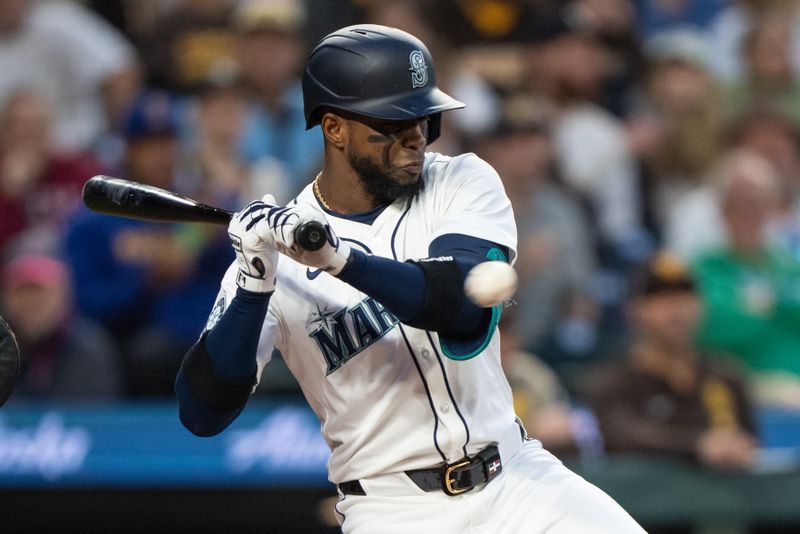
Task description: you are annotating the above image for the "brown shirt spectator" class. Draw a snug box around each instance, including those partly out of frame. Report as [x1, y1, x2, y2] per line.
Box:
[587, 355, 756, 461]
[584, 252, 758, 469]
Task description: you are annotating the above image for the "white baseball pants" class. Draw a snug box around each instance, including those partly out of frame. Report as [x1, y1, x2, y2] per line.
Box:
[335, 440, 646, 533]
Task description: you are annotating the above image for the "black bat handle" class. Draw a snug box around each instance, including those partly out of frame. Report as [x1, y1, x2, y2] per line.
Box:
[179, 207, 327, 251]
[294, 220, 328, 251]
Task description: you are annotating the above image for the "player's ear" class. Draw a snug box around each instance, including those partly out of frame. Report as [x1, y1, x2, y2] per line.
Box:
[321, 112, 347, 150]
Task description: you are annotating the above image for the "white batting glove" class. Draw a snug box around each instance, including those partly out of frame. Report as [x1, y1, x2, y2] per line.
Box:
[228, 195, 280, 293]
[253, 201, 352, 276]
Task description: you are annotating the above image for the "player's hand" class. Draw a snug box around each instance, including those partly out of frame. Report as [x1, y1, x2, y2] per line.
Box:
[228, 195, 280, 293]
[253, 201, 352, 276]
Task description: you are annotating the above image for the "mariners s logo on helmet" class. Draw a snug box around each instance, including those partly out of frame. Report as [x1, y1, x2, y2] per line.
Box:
[409, 50, 428, 88]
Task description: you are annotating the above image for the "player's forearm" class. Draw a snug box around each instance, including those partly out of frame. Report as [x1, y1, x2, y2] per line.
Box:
[176, 288, 271, 436]
[205, 288, 270, 381]
[337, 249, 489, 337]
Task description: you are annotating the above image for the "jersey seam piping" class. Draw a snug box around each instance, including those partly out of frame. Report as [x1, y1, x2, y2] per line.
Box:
[391, 196, 446, 462]
[425, 331, 471, 458]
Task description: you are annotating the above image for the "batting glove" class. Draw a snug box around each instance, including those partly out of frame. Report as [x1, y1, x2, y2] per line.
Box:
[253, 201, 352, 276]
[228, 195, 281, 293]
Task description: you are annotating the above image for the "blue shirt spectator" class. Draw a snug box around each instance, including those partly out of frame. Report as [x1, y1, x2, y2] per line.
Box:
[64, 90, 234, 396]
[65, 212, 231, 346]
[237, 83, 323, 195]
[232, 0, 323, 198]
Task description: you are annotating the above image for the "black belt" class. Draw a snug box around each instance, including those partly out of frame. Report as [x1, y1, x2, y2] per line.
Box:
[338, 445, 503, 497]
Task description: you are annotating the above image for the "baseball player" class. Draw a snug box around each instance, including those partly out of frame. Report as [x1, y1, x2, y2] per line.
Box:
[175, 25, 644, 533]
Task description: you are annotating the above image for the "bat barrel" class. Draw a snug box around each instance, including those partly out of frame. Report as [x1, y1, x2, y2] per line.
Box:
[82, 176, 232, 224]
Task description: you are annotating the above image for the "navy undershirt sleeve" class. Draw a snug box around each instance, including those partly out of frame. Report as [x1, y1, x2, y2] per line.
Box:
[176, 287, 271, 436]
[205, 288, 270, 382]
[175, 371, 246, 436]
[336, 233, 509, 339]
[337, 251, 425, 321]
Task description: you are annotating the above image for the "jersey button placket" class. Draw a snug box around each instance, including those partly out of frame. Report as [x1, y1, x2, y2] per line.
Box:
[414, 339, 464, 461]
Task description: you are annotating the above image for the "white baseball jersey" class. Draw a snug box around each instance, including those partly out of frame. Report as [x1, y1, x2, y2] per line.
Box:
[211, 151, 518, 484]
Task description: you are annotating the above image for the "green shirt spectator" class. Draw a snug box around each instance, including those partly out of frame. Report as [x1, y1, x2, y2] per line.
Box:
[694, 250, 800, 409]
[693, 247, 800, 379]
[690, 149, 800, 409]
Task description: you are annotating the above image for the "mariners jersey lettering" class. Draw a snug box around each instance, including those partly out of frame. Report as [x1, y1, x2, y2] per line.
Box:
[211, 152, 517, 483]
[309, 298, 399, 375]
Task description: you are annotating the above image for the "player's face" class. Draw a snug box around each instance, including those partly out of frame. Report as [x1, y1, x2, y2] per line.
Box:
[345, 115, 428, 202]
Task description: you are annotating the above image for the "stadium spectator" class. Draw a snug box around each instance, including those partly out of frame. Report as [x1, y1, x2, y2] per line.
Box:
[0, 88, 103, 256]
[728, 108, 800, 197]
[727, 108, 800, 261]
[234, 0, 322, 197]
[707, 0, 800, 82]
[722, 14, 800, 123]
[585, 252, 758, 469]
[181, 77, 255, 206]
[630, 29, 723, 242]
[560, 0, 645, 117]
[140, 0, 238, 95]
[65, 91, 232, 396]
[527, 14, 646, 263]
[0, 254, 123, 398]
[692, 150, 800, 409]
[666, 109, 800, 261]
[523, 13, 648, 359]
[0, 0, 140, 151]
[179, 68, 305, 206]
[471, 99, 598, 359]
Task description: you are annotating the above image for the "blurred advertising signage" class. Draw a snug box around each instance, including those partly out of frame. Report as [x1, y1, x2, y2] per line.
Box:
[0, 401, 330, 488]
[0, 414, 90, 480]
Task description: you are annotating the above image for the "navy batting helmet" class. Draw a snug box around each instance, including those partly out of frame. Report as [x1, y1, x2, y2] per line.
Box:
[302, 24, 464, 144]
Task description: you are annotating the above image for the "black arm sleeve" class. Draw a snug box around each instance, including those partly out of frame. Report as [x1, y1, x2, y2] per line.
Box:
[336, 233, 510, 350]
[175, 287, 270, 436]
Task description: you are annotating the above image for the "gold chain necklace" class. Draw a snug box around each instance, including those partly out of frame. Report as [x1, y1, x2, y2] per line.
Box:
[313, 172, 333, 211]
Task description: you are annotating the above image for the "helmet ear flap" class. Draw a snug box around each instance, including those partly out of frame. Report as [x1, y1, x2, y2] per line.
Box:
[426, 113, 442, 144]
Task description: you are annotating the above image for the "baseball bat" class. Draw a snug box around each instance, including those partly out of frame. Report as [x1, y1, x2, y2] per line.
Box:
[82, 175, 328, 251]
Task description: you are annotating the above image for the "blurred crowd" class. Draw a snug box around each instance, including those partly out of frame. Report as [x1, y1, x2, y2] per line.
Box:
[2, 0, 800, 468]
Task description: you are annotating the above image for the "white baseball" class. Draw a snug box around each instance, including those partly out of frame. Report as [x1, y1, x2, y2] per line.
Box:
[463, 261, 518, 307]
